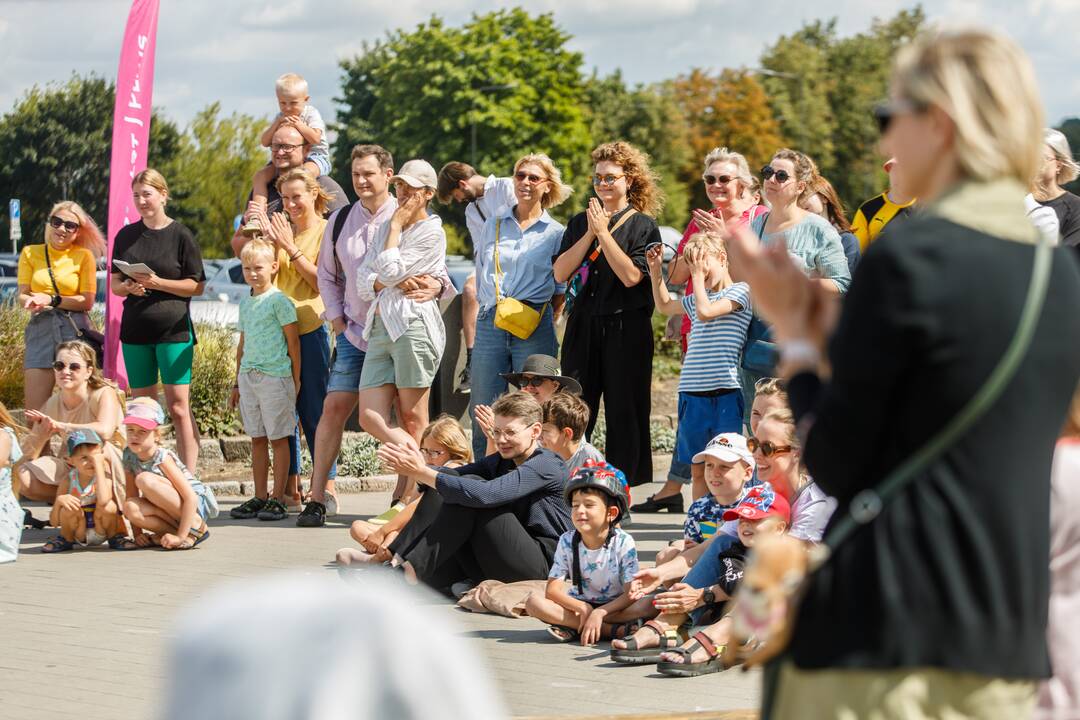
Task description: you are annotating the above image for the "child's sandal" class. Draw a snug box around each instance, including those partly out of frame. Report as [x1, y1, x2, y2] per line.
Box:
[185, 525, 210, 549]
[547, 625, 580, 643]
[657, 632, 726, 677]
[41, 536, 74, 554]
[610, 618, 646, 641]
[107, 534, 140, 551]
[610, 620, 688, 664]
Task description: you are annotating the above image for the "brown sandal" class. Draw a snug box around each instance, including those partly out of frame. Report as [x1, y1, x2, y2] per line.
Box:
[610, 620, 688, 664]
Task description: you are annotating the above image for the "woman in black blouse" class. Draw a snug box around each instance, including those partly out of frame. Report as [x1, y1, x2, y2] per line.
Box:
[554, 141, 662, 487]
[727, 29, 1080, 718]
[110, 169, 206, 470]
[1034, 128, 1080, 249]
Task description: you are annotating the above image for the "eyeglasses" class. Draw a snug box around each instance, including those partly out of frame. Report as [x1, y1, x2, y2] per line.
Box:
[515, 171, 547, 184]
[490, 425, 529, 441]
[746, 438, 793, 457]
[760, 166, 791, 184]
[872, 98, 926, 134]
[48, 216, 80, 232]
[52, 360, 84, 372]
[271, 143, 302, 153]
[703, 174, 735, 186]
[592, 173, 625, 187]
[516, 376, 551, 389]
[420, 447, 447, 459]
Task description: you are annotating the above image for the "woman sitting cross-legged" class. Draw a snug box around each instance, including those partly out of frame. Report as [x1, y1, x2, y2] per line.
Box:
[376, 392, 572, 594]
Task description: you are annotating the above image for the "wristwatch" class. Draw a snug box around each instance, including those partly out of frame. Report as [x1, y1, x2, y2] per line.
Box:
[702, 587, 717, 606]
[50, 294, 62, 308]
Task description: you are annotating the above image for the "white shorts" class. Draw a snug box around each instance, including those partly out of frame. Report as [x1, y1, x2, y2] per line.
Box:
[81, 527, 107, 547]
[238, 371, 297, 440]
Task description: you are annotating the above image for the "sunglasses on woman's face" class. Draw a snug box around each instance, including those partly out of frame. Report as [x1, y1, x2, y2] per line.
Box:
[52, 361, 84, 372]
[48, 216, 80, 232]
[760, 166, 791, 184]
[514, 171, 547, 184]
[872, 98, 927, 135]
[517, 376, 551, 388]
[747, 437, 793, 457]
[703, 174, 735, 186]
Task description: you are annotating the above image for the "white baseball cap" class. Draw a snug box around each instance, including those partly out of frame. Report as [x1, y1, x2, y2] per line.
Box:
[392, 159, 438, 190]
[692, 432, 756, 470]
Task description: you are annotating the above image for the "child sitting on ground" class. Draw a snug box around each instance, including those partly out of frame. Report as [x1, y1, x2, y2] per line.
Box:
[525, 462, 651, 646]
[41, 429, 131, 552]
[655, 433, 755, 566]
[0, 401, 26, 563]
[611, 484, 790, 671]
[122, 398, 217, 550]
[540, 393, 603, 482]
[646, 232, 752, 502]
[250, 73, 331, 214]
[229, 239, 301, 523]
[336, 415, 471, 566]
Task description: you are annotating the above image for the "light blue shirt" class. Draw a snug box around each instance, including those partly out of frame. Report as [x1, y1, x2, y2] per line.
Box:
[475, 207, 566, 310]
[751, 213, 851, 292]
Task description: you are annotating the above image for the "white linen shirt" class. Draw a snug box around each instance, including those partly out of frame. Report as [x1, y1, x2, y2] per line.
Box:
[465, 176, 517, 243]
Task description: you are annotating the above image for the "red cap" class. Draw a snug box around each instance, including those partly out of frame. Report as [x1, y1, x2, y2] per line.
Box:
[722, 484, 790, 523]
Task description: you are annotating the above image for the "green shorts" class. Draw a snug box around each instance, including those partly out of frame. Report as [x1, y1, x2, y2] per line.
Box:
[358, 316, 441, 390]
[122, 337, 195, 388]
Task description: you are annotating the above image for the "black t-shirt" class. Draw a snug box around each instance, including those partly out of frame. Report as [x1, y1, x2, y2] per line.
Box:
[715, 541, 748, 598]
[111, 221, 206, 344]
[556, 206, 658, 317]
[250, 172, 350, 218]
[1038, 190, 1080, 247]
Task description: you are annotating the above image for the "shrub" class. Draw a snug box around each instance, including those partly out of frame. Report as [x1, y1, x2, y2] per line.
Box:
[189, 322, 241, 438]
[588, 408, 676, 455]
[299, 433, 385, 478]
[0, 300, 27, 408]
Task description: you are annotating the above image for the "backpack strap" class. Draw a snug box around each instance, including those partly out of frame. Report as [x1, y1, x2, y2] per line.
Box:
[330, 202, 356, 279]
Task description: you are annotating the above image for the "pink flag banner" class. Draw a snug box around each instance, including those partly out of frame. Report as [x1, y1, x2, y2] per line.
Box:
[104, 0, 160, 388]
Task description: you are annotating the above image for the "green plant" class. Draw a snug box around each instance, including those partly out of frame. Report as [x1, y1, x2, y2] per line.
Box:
[587, 409, 675, 456]
[300, 433, 385, 478]
[0, 300, 28, 408]
[189, 322, 241, 438]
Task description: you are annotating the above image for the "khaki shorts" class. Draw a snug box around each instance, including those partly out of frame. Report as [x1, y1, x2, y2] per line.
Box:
[358, 316, 441, 390]
[238, 371, 296, 440]
[771, 662, 1036, 720]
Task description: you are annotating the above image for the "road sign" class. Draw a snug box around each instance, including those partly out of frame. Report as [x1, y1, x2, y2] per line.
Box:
[8, 199, 20, 250]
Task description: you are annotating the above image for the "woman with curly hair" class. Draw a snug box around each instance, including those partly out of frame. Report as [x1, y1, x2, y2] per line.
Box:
[554, 141, 663, 487]
[17, 201, 105, 411]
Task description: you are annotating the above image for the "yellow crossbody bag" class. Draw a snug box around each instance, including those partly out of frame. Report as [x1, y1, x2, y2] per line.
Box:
[492, 219, 546, 339]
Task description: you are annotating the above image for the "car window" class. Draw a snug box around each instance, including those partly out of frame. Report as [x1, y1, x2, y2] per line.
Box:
[228, 263, 244, 284]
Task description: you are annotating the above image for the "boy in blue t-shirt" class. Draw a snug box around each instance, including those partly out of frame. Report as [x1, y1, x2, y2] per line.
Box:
[647, 232, 752, 500]
[229, 239, 300, 523]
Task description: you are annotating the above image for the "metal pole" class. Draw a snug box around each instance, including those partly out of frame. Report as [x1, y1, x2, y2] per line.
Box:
[471, 118, 477, 168]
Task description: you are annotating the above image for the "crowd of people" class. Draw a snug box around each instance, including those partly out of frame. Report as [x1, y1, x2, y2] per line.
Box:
[2, 26, 1079, 720]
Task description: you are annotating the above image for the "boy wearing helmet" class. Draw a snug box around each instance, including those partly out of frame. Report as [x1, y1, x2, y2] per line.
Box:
[524, 461, 650, 645]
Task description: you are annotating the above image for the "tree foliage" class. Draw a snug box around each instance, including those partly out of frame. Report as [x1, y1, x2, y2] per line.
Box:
[0, 74, 179, 249]
[160, 103, 267, 257]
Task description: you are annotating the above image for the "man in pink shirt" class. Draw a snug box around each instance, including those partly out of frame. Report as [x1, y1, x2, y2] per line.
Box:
[297, 144, 454, 528]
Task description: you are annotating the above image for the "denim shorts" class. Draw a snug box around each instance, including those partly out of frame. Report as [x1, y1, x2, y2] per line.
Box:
[327, 333, 366, 394]
[674, 389, 745, 466]
[306, 152, 331, 177]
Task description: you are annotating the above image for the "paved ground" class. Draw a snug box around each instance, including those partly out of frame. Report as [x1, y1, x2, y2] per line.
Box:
[0, 477, 760, 719]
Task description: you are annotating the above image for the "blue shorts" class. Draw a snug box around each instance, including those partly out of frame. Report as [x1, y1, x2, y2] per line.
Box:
[306, 152, 331, 177]
[674, 389, 745, 466]
[326, 333, 366, 394]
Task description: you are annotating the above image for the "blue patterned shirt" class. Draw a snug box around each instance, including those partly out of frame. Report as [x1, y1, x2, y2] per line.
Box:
[548, 527, 639, 604]
[683, 487, 748, 544]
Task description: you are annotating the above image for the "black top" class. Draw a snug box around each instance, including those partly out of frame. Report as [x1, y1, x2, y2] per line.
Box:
[1038, 190, 1080, 248]
[715, 541, 747, 598]
[249, 172, 350, 218]
[435, 447, 572, 542]
[111, 221, 205, 344]
[786, 215, 1080, 678]
[557, 206, 658, 316]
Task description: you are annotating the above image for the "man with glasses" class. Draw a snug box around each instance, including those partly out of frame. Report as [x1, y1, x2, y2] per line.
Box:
[436, 162, 518, 393]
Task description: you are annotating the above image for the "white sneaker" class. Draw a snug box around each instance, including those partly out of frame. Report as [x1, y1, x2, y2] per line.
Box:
[324, 493, 339, 517]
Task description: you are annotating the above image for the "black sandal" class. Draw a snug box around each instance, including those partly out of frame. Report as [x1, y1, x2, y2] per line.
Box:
[547, 625, 579, 643]
[657, 631, 726, 677]
[41, 536, 74, 553]
[610, 620, 688, 664]
[107, 534, 140, 551]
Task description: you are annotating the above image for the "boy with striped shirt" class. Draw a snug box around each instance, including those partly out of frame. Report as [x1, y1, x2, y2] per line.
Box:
[646, 233, 752, 500]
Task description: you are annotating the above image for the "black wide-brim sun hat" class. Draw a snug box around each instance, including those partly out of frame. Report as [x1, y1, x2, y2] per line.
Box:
[500, 354, 583, 395]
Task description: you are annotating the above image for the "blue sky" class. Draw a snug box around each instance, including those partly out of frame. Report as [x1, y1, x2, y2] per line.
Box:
[1, 0, 1077, 130]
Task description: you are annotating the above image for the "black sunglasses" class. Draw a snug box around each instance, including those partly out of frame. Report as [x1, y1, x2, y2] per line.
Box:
[703, 174, 735, 186]
[52, 360, 84, 372]
[746, 437, 793, 457]
[873, 99, 926, 135]
[516, 376, 552, 388]
[760, 166, 791, 184]
[48, 216, 80, 232]
[514, 171, 547, 184]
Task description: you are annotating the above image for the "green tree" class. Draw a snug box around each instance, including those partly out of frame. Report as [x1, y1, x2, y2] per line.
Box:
[583, 71, 691, 227]
[332, 9, 593, 252]
[160, 103, 267, 257]
[0, 73, 180, 249]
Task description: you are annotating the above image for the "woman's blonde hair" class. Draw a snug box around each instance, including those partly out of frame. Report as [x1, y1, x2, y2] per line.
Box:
[131, 168, 170, 198]
[0, 400, 27, 439]
[514, 154, 573, 210]
[754, 377, 789, 408]
[44, 201, 106, 260]
[591, 141, 665, 217]
[276, 167, 336, 217]
[1064, 381, 1080, 439]
[1045, 129, 1080, 186]
[759, 407, 799, 450]
[703, 147, 754, 196]
[54, 340, 123, 400]
[892, 28, 1044, 186]
[421, 415, 472, 464]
